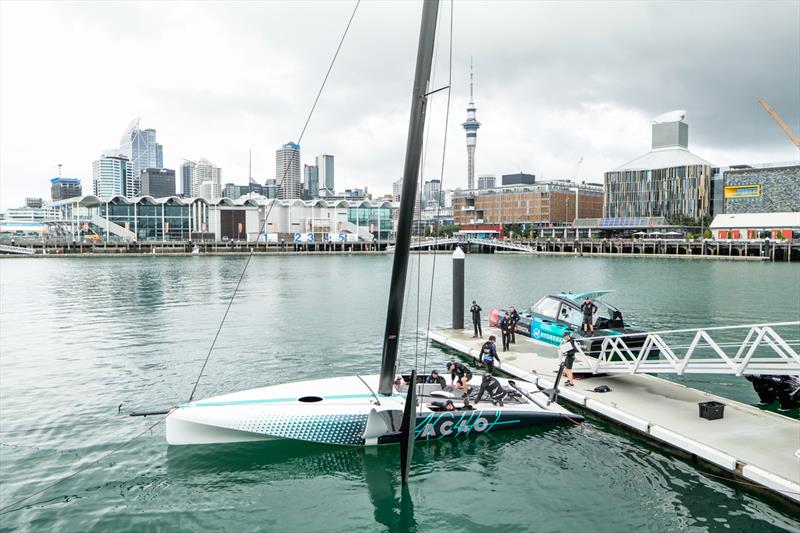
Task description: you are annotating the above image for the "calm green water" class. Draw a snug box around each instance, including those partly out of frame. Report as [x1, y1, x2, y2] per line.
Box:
[1, 255, 799, 532]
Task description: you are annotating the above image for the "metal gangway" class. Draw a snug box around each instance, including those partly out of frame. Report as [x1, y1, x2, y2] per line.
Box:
[0, 244, 35, 255]
[571, 321, 800, 376]
[409, 237, 534, 253]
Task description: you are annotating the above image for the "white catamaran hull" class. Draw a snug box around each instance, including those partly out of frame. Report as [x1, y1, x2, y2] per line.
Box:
[166, 374, 580, 446]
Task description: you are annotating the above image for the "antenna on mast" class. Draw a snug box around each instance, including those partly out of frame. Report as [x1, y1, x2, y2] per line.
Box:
[248, 149, 252, 181]
[57, 164, 63, 178]
[469, 57, 474, 102]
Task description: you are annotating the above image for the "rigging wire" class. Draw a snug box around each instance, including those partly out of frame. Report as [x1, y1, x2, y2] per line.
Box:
[0, 2, 362, 516]
[421, 0, 454, 379]
[188, 0, 361, 402]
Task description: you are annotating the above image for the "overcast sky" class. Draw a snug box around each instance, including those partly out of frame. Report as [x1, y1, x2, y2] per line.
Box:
[1, 0, 798, 210]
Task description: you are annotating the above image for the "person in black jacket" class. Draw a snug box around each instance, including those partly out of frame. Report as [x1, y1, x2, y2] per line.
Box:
[509, 306, 520, 344]
[499, 312, 512, 351]
[580, 297, 598, 334]
[425, 370, 447, 389]
[470, 301, 482, 338]
[479, 336, 501, 374]
[447, 361, 473, 395]
[474, 374, 507, 406]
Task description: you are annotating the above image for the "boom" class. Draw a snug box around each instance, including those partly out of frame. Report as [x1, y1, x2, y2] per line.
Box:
[757, 98, 800, 149]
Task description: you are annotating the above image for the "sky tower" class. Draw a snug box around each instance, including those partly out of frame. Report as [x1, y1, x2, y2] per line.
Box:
[461, 60, 481, 190]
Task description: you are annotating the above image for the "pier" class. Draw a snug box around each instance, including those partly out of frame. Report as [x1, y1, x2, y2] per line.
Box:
[408, 237, 799, 261]
[428, 326, 800, 504]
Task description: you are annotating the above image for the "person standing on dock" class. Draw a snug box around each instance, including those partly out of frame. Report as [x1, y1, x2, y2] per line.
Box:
[479, 335, 501, 374]
[509, 306, 520, 344]
[559, 331, 578, 386]
[470, 301, 483, 338]
[580, 297, 597, 334]
[499, 312, 512, 352]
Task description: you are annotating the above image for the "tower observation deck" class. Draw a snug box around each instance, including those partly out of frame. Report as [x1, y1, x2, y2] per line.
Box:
[461, 61, 481, 190]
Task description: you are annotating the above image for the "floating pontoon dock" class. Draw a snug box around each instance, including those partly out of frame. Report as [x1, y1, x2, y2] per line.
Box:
[428, 326, 800, 504]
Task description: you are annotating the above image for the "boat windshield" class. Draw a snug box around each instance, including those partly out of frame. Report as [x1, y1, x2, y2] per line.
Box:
[531, 297, 561, 319]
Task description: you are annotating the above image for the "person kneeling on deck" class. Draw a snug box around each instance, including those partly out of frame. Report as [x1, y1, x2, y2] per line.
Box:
[426, 370, 447, 388]
[559, 331, 578, 387]
[474, 374, 507, 406]
[447, 361, 473, 396]
[479, 336, 501, 374]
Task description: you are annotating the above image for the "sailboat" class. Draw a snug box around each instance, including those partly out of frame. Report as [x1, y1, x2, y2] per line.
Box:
[164, 0, 582, 451]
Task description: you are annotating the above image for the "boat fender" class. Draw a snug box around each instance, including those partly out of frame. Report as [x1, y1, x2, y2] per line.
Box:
[593, 385, 612, 393]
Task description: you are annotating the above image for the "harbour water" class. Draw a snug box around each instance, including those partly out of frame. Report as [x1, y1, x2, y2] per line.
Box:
[1, 255, 798, 531]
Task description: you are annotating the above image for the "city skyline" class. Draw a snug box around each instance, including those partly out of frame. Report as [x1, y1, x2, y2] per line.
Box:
[1, 1, 799, 210]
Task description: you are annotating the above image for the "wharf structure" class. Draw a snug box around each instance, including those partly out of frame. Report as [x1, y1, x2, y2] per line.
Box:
[428, 324, 800, 505]
[45, 195, 395, 243]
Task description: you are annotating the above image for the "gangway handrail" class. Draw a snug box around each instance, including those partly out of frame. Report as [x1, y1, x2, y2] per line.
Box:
[569, 321, 799, 376]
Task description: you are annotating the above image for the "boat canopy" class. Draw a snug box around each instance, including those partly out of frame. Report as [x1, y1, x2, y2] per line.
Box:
[559, 290, 616, 303]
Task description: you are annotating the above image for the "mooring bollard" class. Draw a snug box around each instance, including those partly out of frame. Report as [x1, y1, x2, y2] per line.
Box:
[453, 246, 464, 329]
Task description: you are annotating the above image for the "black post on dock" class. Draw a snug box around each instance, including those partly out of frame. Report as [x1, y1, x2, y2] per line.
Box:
[452, 246, 464, 329]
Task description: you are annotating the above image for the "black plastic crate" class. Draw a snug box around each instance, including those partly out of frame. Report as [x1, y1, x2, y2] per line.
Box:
[698, 401, 725, 420]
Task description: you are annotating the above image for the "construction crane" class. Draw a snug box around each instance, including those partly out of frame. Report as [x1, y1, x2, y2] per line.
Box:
[757, 98, 800, 149]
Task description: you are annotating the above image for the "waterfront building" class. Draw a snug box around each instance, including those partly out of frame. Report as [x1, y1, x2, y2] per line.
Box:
[180, 161, 195, 197]
[192, 158, 221, 198]
[277, 142, 302, 199]
[502, 172, 535, 186]
[713, 162, 800, 215]
[604, 111, 714, 221]
[423, 179, 442, 207]
[118, 119, 162, 196]
[477, 175, 495, 190]
[223, 183, 250, 200]
[248, 179, 265, 197]
[710, 212, 800, 240]
[316, 154, 334, 195]
[141, 168, 176, 198]
[304, 164, 320, 199]
[461, 61, 481, 190]
[453, 181, 603, 227]
[50, 195, 396, 242]
[51, 178, 82, 202]
[93, 152, 131, 197]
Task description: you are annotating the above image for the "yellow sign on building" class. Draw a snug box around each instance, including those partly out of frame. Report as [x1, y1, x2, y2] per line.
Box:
[724, 185, 760, 198]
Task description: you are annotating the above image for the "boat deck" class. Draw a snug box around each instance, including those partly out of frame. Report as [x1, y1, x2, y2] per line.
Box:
[428, 326, 800, 504]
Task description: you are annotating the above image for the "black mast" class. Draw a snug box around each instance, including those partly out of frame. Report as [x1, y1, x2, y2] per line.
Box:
[378, 0, 440, 395]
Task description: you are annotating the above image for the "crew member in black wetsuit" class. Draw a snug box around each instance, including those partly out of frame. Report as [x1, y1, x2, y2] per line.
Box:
[509, 306, 520, 344]
[447, 361, 473, 395]
[479, 335, 501, 374]
[470, 301, 483, 338]
[474, 374, 508, 406]
[426, 370, 446, 388]
[580, 297, 598, 334]
[559, 331, 578, 386]
[499, 312, 512, 352]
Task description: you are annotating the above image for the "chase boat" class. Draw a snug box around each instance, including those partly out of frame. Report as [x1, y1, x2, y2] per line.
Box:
[490, 291, 651, 356]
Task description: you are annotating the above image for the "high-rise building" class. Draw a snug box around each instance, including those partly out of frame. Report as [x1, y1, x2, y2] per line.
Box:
[223, 183, 250, 200]
[25, 197, 43, 208]
[304, 164, 320, 199]
[264, 179, 279, 199]
[93, 152, 131, 197]
[180, 161, 195, 196]
[317, 154, 334, 194]
[502, 173, 535, 186]
[192, 158, 221, 198]
[118, 119, 162, 196]
[141, 168, 176, 197]
[276, 142, 302, 199]
[477, 175, 495, 189]
[423, 179, 442, 207]
[604, 110, 714, 220]
[392, 178, 403, 202]
[461, 61, 481, 190]
[50, 178, 82, 201]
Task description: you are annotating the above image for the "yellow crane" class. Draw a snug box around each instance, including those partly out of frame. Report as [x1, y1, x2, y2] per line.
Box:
[757, 98, 800, 149]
